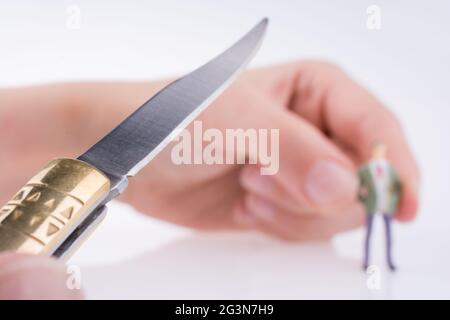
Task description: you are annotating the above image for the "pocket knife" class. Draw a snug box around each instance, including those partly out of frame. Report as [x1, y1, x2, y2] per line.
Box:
[0, 19, 267, 260]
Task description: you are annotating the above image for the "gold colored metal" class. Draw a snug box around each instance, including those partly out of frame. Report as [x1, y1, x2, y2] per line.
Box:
[0, 159, 110, 256]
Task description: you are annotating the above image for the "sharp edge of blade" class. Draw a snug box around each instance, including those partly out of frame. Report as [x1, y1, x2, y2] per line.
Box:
[128, 19, 268, 176]
[79, 18, 268, 180]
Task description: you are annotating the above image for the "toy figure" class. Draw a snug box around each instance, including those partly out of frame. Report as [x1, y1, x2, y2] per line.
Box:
[358, 142, 402, 271]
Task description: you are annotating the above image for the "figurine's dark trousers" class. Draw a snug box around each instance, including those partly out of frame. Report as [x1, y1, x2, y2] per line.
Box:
[364, 214, 396, 271]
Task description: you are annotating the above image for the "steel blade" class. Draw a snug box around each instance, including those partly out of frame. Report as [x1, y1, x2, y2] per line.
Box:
[79, 18, 268, 179]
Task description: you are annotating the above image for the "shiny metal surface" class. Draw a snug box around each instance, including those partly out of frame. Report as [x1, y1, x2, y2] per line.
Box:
[0, 19, 267, 258]
[0, 159, 110, 256]
[79, 19, 268, 181]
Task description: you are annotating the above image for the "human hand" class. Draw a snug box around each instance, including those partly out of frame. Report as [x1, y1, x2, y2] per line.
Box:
[122, 61, 420, 240]
[0, 61, 420, 242]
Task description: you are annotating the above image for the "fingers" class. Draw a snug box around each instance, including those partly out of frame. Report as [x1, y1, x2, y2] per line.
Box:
[290, 61, 420, 221]
[231, 95, 359, 213]
[233, 195, 364, 241]
[240, 165, 306, 215]
[0, 253, 83, 300]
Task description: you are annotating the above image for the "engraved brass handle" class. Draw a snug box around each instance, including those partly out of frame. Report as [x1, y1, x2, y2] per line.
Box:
[0, 159, 110, 256]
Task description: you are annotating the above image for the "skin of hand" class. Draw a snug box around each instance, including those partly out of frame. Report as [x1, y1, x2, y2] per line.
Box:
[0, 253, 83, 299]
[0, 61, 420, 298]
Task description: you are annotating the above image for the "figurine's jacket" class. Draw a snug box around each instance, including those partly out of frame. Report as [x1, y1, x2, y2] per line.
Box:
[358, 163, 401, 216]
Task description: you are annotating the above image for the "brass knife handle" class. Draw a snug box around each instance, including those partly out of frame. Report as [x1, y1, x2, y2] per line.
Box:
[0, 159, 110, 256]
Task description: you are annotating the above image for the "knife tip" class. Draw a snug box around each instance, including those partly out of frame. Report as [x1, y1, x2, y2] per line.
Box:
[250, 17, 268, 38]
[259, 17, 269, 28]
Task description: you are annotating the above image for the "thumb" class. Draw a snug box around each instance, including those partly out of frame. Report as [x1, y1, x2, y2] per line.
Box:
[0, 253, 84, 300]
[235, 97, 358, 213]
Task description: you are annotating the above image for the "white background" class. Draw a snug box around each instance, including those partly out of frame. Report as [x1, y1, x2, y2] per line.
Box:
[1, 0, 449, 299]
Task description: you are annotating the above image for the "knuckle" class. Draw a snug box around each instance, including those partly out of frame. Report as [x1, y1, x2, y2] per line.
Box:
[354, 108, 402, 146]
[298, 60, 346, 78]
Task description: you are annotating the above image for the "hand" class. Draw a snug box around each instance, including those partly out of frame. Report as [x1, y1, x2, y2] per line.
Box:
[0, 253, 83, 299]
[125, 61, 419, 240]
[0, 61, 420, 242]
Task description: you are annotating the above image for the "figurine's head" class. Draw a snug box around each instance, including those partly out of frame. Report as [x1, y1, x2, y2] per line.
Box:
[371, 142, 387, 160]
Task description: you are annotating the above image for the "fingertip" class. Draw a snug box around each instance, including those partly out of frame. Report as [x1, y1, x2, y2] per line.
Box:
[304, 160, 359, 208]
[0, 253, 84, 300]
[396, 185, 419, 223]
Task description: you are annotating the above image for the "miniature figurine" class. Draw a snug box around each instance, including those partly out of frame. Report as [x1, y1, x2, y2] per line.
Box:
[358, 142, 401, 271]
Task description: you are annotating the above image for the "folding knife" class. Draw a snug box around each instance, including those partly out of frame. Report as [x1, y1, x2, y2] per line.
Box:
[0, 19, 268, 260]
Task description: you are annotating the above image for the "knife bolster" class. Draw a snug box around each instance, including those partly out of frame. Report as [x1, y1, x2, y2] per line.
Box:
[0, 158, 110, 256]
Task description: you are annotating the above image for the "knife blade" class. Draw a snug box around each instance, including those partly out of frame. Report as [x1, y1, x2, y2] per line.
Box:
[0, 18, 268, 260]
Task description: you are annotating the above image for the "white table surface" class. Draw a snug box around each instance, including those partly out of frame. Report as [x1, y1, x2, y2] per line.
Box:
[1, 0, 449, 299]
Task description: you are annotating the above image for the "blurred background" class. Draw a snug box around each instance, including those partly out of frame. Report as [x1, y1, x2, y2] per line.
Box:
[1, 0, 449, 299]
